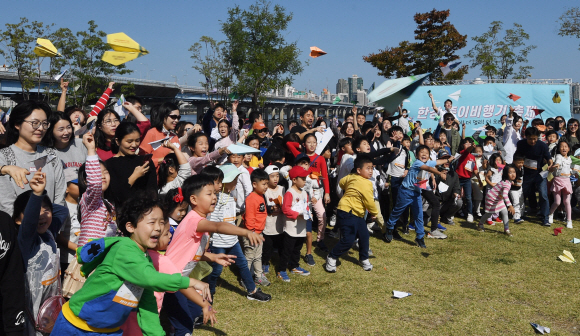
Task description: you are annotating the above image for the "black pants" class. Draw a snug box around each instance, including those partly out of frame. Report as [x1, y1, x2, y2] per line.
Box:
[276, 232, 305, 273]
[262, 233, 283, 266]
[421, 189, 440, 231]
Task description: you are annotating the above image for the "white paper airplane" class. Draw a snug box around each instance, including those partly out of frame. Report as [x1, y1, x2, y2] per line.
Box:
[448, 90, 461, 101]
[403, 99, 411, 103]
[530, 322, 550, 334]
[570, 238, 580, 244]
[392, 290, 412, 299]
[54, 69, 67, 81]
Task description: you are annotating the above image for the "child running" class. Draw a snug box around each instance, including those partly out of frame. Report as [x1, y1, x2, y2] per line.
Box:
[477, 165, 517, 236]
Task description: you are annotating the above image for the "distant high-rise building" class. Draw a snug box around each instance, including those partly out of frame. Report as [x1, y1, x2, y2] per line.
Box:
[336, 79, 348, 95]
[348, 75, 363, 102]
[356, 90, 368, 106]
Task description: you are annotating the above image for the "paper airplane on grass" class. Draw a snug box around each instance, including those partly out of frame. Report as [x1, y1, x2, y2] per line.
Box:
[530, 322, 551, 334]
[392, 290, 412, 299]
[507, 93, 521, 102]
[570, 238, 580, 244]
[227, 143, 261, 155]
[554, 227, 563, 236]
[102, 33, 148, 66]
[558, 250, 576, 263]
[309, 46, 327, 58]
[33, 38, 61, 57]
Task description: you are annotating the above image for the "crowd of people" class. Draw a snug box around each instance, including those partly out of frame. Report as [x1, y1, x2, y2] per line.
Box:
[0, 80, 578, 336]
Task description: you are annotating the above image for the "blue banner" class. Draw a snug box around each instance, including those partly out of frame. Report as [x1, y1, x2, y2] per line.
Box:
[402, 83, 571, 134]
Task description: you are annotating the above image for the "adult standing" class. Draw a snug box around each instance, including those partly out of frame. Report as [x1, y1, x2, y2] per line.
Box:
[42, 111, 87, 174]
[0, 101, 65, 215]
[430, 92, 460, 155]
[290, 107, 323, 140]
[140, 102, 182, 168]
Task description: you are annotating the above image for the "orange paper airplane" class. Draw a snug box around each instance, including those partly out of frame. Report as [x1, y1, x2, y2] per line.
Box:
[507, 93, 521, 102]
[310, 46, 327, 58]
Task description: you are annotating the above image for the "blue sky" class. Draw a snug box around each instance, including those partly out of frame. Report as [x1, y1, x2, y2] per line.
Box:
[2, 0, 580, 93]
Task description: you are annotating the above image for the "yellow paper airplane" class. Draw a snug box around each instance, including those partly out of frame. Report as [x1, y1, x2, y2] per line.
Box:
[33, 38, 61, 57]
[552, 92, 562, 104]
[101, 33, 148, 66]
[559, 250, 576, 263]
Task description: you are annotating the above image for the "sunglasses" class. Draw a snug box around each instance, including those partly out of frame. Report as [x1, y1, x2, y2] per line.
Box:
[445, 117, 454, 121]
[167, 115, 181, 121]
[257, 128, 268, 133]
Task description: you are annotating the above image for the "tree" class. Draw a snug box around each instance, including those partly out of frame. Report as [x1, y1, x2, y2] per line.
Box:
[465, 21, 536, 80]
[558, 7, 580, 49]
[0, 18, 54, 100]
[363, 9, 468, 81]
[189, 36, 233, 104]
[221, 0, 304, 108]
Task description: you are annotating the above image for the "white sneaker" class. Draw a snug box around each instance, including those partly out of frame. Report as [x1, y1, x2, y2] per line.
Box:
[548, 214, 554, 224]
[567, 221, 573, 229]
[325, 256, 337, 273]
[329, 215, 336, 227]
[476, 211, 482, 217]
[360, 259, 373, 271]
[467, 214, 474, 223]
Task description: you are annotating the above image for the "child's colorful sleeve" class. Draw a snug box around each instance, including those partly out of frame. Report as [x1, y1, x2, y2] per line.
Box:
[285, 142, 301, 157]
[136, 289, 165, 336]
[502, 182, 512, 207]
[114, 244, 190, 292]
[88, 88, 113, 118]
[318, 157, 330, 192]
[282, 192, 299, 219]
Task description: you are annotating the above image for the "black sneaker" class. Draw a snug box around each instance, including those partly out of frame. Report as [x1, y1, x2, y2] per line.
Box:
[304, 254, 315, 266]
[393, 230, 403, 241]
[415, 237, 427, 248]
[247, 288, 271, 302]
[384, 229, 393, 243]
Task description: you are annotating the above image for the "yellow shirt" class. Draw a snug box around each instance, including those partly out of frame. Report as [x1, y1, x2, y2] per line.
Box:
[337, 174, 378, 218]
[249, 155, 263, 168]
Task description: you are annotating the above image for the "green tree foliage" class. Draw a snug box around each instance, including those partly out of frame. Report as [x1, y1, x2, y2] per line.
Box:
[558, 7, 580, 49]
[0, 18, 54, 100]
[363, 9, 468, 81]
[222, 0, 304, 108]
[465, 21, 536, 80]
[189, 36, 233, 104]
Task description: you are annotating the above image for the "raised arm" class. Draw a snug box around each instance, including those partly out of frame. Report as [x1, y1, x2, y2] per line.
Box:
[88, 82, 114, 118]
[57, 79, 68, 112]
[429, 92, 438, 111]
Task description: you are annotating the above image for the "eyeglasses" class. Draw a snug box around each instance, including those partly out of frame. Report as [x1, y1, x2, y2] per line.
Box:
[103, 119, 120, 126]
[167, 115, 181, 121]
[23, 120, 50, 130]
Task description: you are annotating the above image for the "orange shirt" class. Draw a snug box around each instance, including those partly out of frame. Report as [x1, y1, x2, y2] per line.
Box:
[140, 128, 181, 168]
[243, 192, 267, 234]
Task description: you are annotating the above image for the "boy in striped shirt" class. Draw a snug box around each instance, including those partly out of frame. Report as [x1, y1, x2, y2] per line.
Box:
[203, 165, 272, 301]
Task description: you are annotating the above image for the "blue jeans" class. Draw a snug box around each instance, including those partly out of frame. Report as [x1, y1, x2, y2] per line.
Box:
[522, 173, 549, 223]
[329, 209, 369, 261]
[163, 291, 203, 336]
[386, 187, 425, 239]
[459, 178, 473, 215]
[390, 176, 410, 226]
[208, 242, 255, 295]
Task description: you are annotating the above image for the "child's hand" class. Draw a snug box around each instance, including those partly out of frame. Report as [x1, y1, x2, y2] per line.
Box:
[202, 304, 217, 327]
[29, 169, 46, 196]
[232, 99, 239, 111]
[188, 279, 212, 303]
[212, 253, 237, 267]
[82, 132, 96, 152]
[258, 163, 264, 169]
[1, 165, 30, 189]
[311, 197, 318, 204]
[108, 81, 115, 90]
[439, 171, 447, 181]
[162, 140, 177, 151]
[508, 206, 515, 215]
[402, 170, 408, 178]
[60, 78, 69, 91]
[245, 231, 265, 246]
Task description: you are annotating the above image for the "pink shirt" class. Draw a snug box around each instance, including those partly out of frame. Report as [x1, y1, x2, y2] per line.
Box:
[165, 210, 208, 275]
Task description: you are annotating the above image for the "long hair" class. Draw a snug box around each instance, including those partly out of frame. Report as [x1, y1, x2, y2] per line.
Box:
[42, 111, 72, 148]
[111, 121, 141, 154]
[151, 102, 179, 132]
[94, 109, 120, 152]
[158, 153, 178, 190]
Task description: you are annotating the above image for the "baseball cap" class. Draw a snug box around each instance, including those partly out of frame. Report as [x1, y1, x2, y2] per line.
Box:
[294, 153, 310, 165]
[264, 165, 279, 175]
[218, 163, 241, 183]
[64, 168, 78, 184]
[253, 122, 267, 131]
[289, 166, 309, 179]
[437, 150, 451, 159]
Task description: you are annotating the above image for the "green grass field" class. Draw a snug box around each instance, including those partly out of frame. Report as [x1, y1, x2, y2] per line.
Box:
[196, 217, 580, 335]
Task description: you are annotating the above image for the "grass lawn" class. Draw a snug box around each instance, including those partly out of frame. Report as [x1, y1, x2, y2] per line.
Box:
[196, 217, 580, 335]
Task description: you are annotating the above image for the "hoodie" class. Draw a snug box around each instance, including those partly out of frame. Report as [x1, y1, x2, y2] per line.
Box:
[61, 237, 190, 335]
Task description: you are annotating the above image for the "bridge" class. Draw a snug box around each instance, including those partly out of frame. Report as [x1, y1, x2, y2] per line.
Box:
[0, 70, 373, 122]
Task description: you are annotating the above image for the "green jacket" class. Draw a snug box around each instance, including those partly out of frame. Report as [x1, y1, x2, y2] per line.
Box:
[68, 237, 190, 335]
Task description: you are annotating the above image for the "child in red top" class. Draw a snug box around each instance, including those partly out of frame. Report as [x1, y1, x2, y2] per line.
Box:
[455, 138, 483, 223]
[242, 169, 269, 283]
